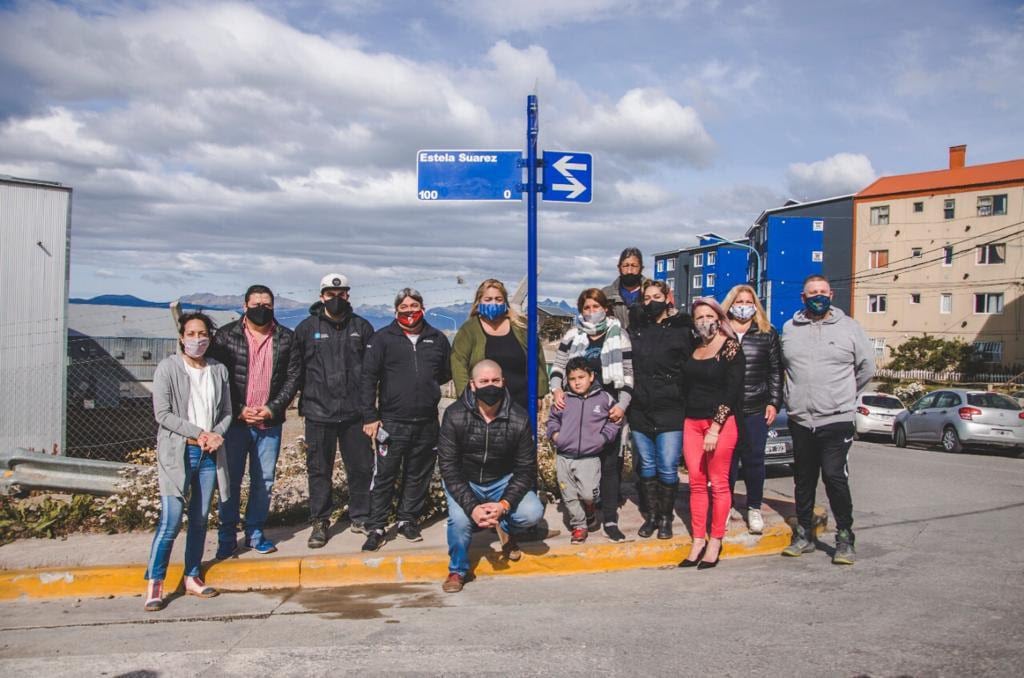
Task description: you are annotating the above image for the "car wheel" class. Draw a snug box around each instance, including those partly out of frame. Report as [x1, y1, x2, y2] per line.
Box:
[941, 426, 963, 454]
[894, 425, 907, 448]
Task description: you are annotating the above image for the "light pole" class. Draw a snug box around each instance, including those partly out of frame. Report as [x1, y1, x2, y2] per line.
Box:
[430, 311, 457, 332]
[699, 232, 762, 298]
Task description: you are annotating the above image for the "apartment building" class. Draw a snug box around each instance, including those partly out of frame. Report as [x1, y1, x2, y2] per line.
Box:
[653, 234, 751, 308]
[853, 145, 1024, 368]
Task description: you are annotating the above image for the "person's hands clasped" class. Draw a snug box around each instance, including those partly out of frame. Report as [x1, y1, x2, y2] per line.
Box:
[703, 428, 719, 453]
[608, 405, 625, 423]
[471, 502, 506, 528]
[764, 405, 778, 426]
[198, 431, 223, 452]
[240, 406, 271, 426]
[552, 388, 567, 410]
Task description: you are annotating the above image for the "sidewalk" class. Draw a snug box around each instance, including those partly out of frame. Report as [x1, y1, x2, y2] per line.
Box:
[0, 485, 827, 601]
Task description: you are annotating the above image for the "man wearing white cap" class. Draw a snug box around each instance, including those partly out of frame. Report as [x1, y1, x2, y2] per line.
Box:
[294, 273, 375, 548]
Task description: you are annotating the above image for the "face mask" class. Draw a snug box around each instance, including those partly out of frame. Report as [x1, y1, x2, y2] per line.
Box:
[183, 338, 209, 358]
[397, 310, 424, 328]
[643, 300, 668, 319]
[729, 304, 756, 321]
[474, 384, 504, 406]
[695, 319, 720, 340]
[478, 302, 508, 321]
[246, 305, 273, 326]
[804, 294, 831, 316]
[620, 272, 642, 288]
[325, 295, 352, 318]
[583, 310, 606, 325]
[578, 309, 608, 337]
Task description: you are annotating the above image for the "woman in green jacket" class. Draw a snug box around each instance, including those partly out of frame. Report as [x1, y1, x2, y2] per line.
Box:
[451, 278, 548, 411]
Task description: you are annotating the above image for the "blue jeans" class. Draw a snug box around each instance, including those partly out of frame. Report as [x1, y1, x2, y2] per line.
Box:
[444, 474, 545, 576]
[145, 444, 217, 580]
[631, 430, 684, 485]
[730, 413, 768, 509]
[218, 422, 282, 549]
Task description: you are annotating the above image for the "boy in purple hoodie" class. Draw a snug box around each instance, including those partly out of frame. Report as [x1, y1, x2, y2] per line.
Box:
[547, 357, 623, 543]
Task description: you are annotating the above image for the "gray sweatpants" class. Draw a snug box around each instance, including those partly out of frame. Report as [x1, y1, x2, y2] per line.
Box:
[556, 455, 601, 528]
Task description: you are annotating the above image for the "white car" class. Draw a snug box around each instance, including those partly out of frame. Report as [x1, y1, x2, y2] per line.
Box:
[855, 392, 907, 437]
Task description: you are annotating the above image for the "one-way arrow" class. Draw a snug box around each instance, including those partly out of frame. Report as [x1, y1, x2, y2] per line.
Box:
[542, 150, 593, 203]
[551, 155, 587, 199]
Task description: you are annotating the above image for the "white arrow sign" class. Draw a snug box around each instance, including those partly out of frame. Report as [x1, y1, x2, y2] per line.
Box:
[551, 155, 587, 199]
[543, 151, 593, 203]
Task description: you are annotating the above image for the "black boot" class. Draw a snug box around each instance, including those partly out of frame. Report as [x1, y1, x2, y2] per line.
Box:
[637, 477, 659, 538]
[656, 481, 678, 540]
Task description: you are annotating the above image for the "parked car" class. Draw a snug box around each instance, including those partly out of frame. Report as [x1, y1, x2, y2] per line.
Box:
[893, 389, 1024, 453]
[855, 392, 907, 437]
[1013, 390, 1024, 408]
[764, 408, 794, 467]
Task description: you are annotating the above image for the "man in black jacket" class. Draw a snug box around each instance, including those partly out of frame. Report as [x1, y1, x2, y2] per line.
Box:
[437, 360, 543, 593]
[359, 288, 452, 551]
[293, 273, 375, 548]
[209, 284, 302, 558]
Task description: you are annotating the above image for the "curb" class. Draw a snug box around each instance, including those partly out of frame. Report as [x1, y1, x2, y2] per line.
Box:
[0, 510, 828, 601]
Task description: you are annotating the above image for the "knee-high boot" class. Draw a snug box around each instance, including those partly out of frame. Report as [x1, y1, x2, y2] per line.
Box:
[637, 477, 659, 538]
[657, 480, 678, 540]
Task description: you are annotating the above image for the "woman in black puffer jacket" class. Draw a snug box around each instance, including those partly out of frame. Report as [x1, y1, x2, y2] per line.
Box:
[721, 284, 782, 535]
[627, 281, 695, 539]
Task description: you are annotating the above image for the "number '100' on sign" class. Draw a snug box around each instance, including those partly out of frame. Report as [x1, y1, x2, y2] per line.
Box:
[416, 150, 523, 201]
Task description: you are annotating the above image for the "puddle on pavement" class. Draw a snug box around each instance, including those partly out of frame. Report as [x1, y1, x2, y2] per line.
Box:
[262, 583, 446, 620]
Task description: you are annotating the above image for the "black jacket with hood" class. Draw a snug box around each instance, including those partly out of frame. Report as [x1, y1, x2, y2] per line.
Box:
[293, 300, 374, 423]
[626, 309, 695, 433]
[360, 320, 452, 424]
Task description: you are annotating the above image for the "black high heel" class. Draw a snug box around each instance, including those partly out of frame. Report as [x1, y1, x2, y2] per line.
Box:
[678, 543, 707, 568]
[697, 541, 723, 570]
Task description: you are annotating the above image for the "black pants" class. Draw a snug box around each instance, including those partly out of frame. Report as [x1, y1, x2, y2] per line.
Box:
[305, 417, 373, 523]
[789, 420, 855, 535]
[729, 412, 769, 509]
[366, 419, 439, 531]
[600, 430, 624, 523]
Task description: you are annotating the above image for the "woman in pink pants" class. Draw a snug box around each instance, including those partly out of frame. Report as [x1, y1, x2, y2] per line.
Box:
[679, 298, 745, 569]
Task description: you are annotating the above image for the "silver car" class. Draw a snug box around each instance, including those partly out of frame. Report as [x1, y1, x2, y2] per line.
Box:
[855, 392, 906, 437]
[893, 389, 1024, 453]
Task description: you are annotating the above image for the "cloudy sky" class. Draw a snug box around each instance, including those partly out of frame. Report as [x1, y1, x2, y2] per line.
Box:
[2, 0, 1023, 309]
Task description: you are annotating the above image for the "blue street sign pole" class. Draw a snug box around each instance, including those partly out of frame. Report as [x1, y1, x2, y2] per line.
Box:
[526, 95, 539, 436]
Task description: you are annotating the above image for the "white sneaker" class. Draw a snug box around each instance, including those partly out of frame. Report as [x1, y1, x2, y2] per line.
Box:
[747, 508, 764, 534]
[729, 507, 743, 521]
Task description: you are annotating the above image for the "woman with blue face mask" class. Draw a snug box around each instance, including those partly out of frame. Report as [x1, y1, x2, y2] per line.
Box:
[450, 278, 548, 410]
[549, 288, 634, 542]
[721, 284, 782, 536]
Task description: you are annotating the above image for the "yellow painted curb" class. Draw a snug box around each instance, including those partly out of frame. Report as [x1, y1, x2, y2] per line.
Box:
[0, 509, 828, 601]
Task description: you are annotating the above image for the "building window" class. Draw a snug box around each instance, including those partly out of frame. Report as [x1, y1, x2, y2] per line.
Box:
[944, 199, 955, 219]
[656, 260, 664, 273]
[910, 293, 921, 304]
[813, 220, 824, 231]
[871, 338, 886, 358]
[707, 251, 716, 266]
[693, 253, 704, 268]
[913, 201, 924, 213]
[977, 194, 1007, 216]
[943, 246, 953, 266]
[811, 251, 823, 262]
[976, 243, 1006, 265]
[667, 259, 675, 271]
[940, 293, 952, 314]
[692, 274, 702, 289]
[974, 293, 1004, 315]
[706, 273, 716, 287]
[911, 247, 923, 258]
[870, 205, 889, 225]
[868, 294, 887, 314]
[868, 249, 889, 268]
[973, 341, 1003, 363]
[667, 277, 675, 291]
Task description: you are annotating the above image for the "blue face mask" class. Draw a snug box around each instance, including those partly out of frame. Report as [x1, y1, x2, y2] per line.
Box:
[804, 294, 831, 316]
[478, 302, 508, 321]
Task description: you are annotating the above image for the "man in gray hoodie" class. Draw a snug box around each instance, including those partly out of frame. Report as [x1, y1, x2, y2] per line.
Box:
[780, 275, 875, 564]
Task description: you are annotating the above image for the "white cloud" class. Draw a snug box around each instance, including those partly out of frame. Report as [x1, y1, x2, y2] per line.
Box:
[786, 153, 876, 200]
[440, 0, 692, 32]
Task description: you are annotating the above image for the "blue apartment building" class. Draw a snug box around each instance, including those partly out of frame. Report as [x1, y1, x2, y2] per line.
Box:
[653, 233, 752, 309]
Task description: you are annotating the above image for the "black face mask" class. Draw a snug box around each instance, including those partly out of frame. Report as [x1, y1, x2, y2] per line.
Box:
[643, 300, 668, 319]
[325, 296, 352, 318]
[474, 385, 504, 406]
[620, 272, 642, 288]
[246, 305, 273, 326]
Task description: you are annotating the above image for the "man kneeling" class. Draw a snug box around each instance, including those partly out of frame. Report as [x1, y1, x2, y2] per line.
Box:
[437, 359, 544, 593]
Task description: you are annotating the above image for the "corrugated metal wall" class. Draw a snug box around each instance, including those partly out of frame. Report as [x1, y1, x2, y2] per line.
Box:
[0, 179, 72, 454]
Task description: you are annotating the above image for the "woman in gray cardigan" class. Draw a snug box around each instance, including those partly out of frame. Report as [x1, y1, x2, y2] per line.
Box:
[145, 312, 233, 611]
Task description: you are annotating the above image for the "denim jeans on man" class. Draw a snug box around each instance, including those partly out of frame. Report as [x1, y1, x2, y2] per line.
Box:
[631, 430, 683, 485]
[443, 474, 544, 576]
[218, 422, 282, 551]
[146, 444, 217, 581]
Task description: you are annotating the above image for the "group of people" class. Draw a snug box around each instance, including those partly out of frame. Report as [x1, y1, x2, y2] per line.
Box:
[143, 248, 875, 608]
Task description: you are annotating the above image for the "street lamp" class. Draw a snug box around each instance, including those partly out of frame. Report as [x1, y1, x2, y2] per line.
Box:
[698, 232, 762, 298]
[430, 311, 458, 332]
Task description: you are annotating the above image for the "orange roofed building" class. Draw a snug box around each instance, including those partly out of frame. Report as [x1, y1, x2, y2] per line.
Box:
[852, 145, 1024, 370]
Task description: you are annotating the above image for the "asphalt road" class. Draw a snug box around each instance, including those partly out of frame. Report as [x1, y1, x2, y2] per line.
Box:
[2, 439, 1023, 677]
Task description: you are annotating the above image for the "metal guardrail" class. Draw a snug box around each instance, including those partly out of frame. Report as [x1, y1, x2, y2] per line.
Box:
[1, 448, 129, 496]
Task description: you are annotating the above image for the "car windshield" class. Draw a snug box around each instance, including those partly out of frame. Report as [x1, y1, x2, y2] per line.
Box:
[863, 395, 903, 409]
[966, 393, 1022, 411]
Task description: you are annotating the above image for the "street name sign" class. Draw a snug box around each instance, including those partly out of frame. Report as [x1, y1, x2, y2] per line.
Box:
[542, 151, 593, 203]
[417, 149, 522, 201]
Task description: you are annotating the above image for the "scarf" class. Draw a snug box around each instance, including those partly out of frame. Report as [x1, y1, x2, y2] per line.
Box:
[565, 319, 627, 390]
